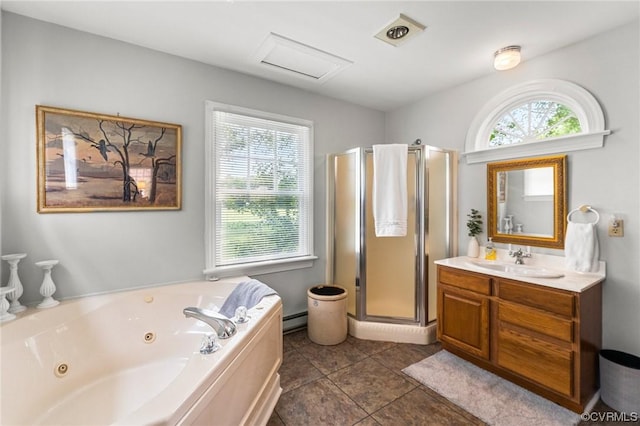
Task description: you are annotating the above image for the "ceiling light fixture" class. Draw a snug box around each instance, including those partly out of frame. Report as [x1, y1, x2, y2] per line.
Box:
[386, 25, 410, 40]
[494, 45, 521, 71]
[375, 14, 426, 47]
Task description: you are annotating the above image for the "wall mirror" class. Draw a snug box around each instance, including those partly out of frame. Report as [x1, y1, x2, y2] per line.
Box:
[487, 155, 567, 249]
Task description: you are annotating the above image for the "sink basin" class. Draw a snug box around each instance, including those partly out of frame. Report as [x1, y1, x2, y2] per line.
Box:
[466, 261, 564, 279]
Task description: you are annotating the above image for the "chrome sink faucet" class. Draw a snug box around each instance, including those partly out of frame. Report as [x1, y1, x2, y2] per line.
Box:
[509, 247, 532, 265]
[183, 307, 237, 339]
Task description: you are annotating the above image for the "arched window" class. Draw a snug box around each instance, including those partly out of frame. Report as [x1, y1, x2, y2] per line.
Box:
[490, 100, 581, 147]
[465, 79, 609, 163]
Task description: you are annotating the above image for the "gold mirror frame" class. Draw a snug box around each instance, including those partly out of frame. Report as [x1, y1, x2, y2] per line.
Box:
[487, 155, 567, 249]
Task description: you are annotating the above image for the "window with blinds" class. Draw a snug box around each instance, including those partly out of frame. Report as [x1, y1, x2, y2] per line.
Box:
[205, 102, 315, 276]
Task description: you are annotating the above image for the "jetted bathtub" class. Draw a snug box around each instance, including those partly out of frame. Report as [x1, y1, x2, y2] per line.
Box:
[0, 276, 283, 425]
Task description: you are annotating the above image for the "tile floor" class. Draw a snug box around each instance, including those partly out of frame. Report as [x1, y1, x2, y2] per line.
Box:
[267, 329, 624, 426]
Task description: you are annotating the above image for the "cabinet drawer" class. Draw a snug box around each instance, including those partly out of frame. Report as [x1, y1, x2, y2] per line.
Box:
[498, 302, 573, 343]
[497, 327, 573, 397]
[438, 267, 491, 295]
[497, 280, 574, 317]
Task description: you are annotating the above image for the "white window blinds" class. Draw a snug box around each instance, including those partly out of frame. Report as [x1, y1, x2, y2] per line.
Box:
[210, 107, 313, 270]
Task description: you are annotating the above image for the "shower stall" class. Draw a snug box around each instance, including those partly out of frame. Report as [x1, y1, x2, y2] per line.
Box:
[326, 144, 456, 344]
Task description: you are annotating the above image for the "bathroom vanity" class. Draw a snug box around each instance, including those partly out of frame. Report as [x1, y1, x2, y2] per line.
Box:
[435, 255, 604, 414]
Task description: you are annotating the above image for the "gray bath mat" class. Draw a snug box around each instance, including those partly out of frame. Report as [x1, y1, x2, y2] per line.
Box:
[402, 350, 581, 426]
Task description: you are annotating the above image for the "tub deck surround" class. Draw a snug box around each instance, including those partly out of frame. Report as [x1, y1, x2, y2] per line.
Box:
[435, 248, 606, 292]
[0, 277, 283, 426]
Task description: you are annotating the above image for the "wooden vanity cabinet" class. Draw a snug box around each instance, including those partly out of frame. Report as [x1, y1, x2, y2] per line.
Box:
[436, 265, 602, 413]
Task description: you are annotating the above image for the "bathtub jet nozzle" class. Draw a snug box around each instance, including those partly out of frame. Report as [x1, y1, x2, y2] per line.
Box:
[183, 307, 237, 339]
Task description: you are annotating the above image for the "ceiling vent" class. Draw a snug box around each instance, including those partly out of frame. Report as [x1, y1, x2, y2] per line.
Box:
[375, 14, 426, 47]
[255, 33, 353, 83]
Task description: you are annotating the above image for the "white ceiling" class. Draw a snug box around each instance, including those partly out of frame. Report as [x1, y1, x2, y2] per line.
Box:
[2, 1, 639, 111]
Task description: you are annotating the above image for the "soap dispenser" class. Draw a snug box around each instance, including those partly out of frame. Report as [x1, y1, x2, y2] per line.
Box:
[485, 237, 497, 260]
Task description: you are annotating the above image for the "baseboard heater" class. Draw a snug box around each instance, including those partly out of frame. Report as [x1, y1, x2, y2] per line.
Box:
[283, 311, 308, 333]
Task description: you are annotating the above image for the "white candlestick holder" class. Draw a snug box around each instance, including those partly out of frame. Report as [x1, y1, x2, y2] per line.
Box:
[35, 260, 60, 309]
[0, 287, 17, 322]
[1, 253, 27, 313]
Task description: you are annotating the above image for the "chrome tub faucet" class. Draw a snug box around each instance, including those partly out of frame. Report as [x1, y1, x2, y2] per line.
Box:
[183, 307, 237, 339]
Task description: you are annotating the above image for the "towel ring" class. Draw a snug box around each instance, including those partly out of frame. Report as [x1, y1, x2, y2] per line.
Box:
[567, 205, 599, 224]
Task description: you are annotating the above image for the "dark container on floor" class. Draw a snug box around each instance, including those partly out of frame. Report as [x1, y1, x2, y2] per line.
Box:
[599, 349, 640, 414]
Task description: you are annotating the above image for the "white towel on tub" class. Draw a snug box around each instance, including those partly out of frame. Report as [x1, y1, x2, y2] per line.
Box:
[219, 279, 277, 318]
[372, 144, 408, 237]
[564, 222, 599, 272]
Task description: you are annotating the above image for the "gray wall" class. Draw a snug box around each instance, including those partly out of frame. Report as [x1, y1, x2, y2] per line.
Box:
[386, 20, 640, 355]
[0, 12, 385, 321]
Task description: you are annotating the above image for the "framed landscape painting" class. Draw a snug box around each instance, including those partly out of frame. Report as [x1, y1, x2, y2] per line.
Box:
[36, 105, 182, 212]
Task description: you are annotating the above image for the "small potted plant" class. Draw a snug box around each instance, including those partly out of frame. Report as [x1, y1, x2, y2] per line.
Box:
[466, 208, 483, 257]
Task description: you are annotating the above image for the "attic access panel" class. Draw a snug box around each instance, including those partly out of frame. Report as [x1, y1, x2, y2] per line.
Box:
[255, 33, 352, 83]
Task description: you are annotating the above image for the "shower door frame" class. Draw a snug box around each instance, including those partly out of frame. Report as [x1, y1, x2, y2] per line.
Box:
[357, 146, 426, 325]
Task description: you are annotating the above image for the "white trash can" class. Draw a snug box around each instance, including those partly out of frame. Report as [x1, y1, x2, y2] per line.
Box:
[307, 285, 347, 345]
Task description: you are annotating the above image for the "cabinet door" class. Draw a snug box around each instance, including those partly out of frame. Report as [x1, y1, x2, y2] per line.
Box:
[437, 284, 490, 360]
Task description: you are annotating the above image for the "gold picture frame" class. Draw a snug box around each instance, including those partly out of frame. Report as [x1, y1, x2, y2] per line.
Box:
[36, 105, 182, 213]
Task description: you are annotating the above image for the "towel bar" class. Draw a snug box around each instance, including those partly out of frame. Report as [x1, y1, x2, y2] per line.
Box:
[567, 205, 600, 224]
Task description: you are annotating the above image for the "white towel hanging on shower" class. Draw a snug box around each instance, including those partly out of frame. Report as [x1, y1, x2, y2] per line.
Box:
[372, 144, 408, 237]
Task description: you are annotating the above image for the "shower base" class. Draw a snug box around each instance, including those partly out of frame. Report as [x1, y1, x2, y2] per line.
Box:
[348, 317, 436, 345]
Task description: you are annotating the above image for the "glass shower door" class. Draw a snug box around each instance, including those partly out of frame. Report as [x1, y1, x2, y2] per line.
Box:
[362, 149, 420, 322]
[332, 149, 359, 317]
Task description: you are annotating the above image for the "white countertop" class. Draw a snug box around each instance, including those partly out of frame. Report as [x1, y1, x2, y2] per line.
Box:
[434, 249, 605, 293]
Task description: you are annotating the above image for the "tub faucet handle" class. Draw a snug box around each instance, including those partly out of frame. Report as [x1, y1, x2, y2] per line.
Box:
[200, 333, 220, 355]
[234, 306, 249, 323]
